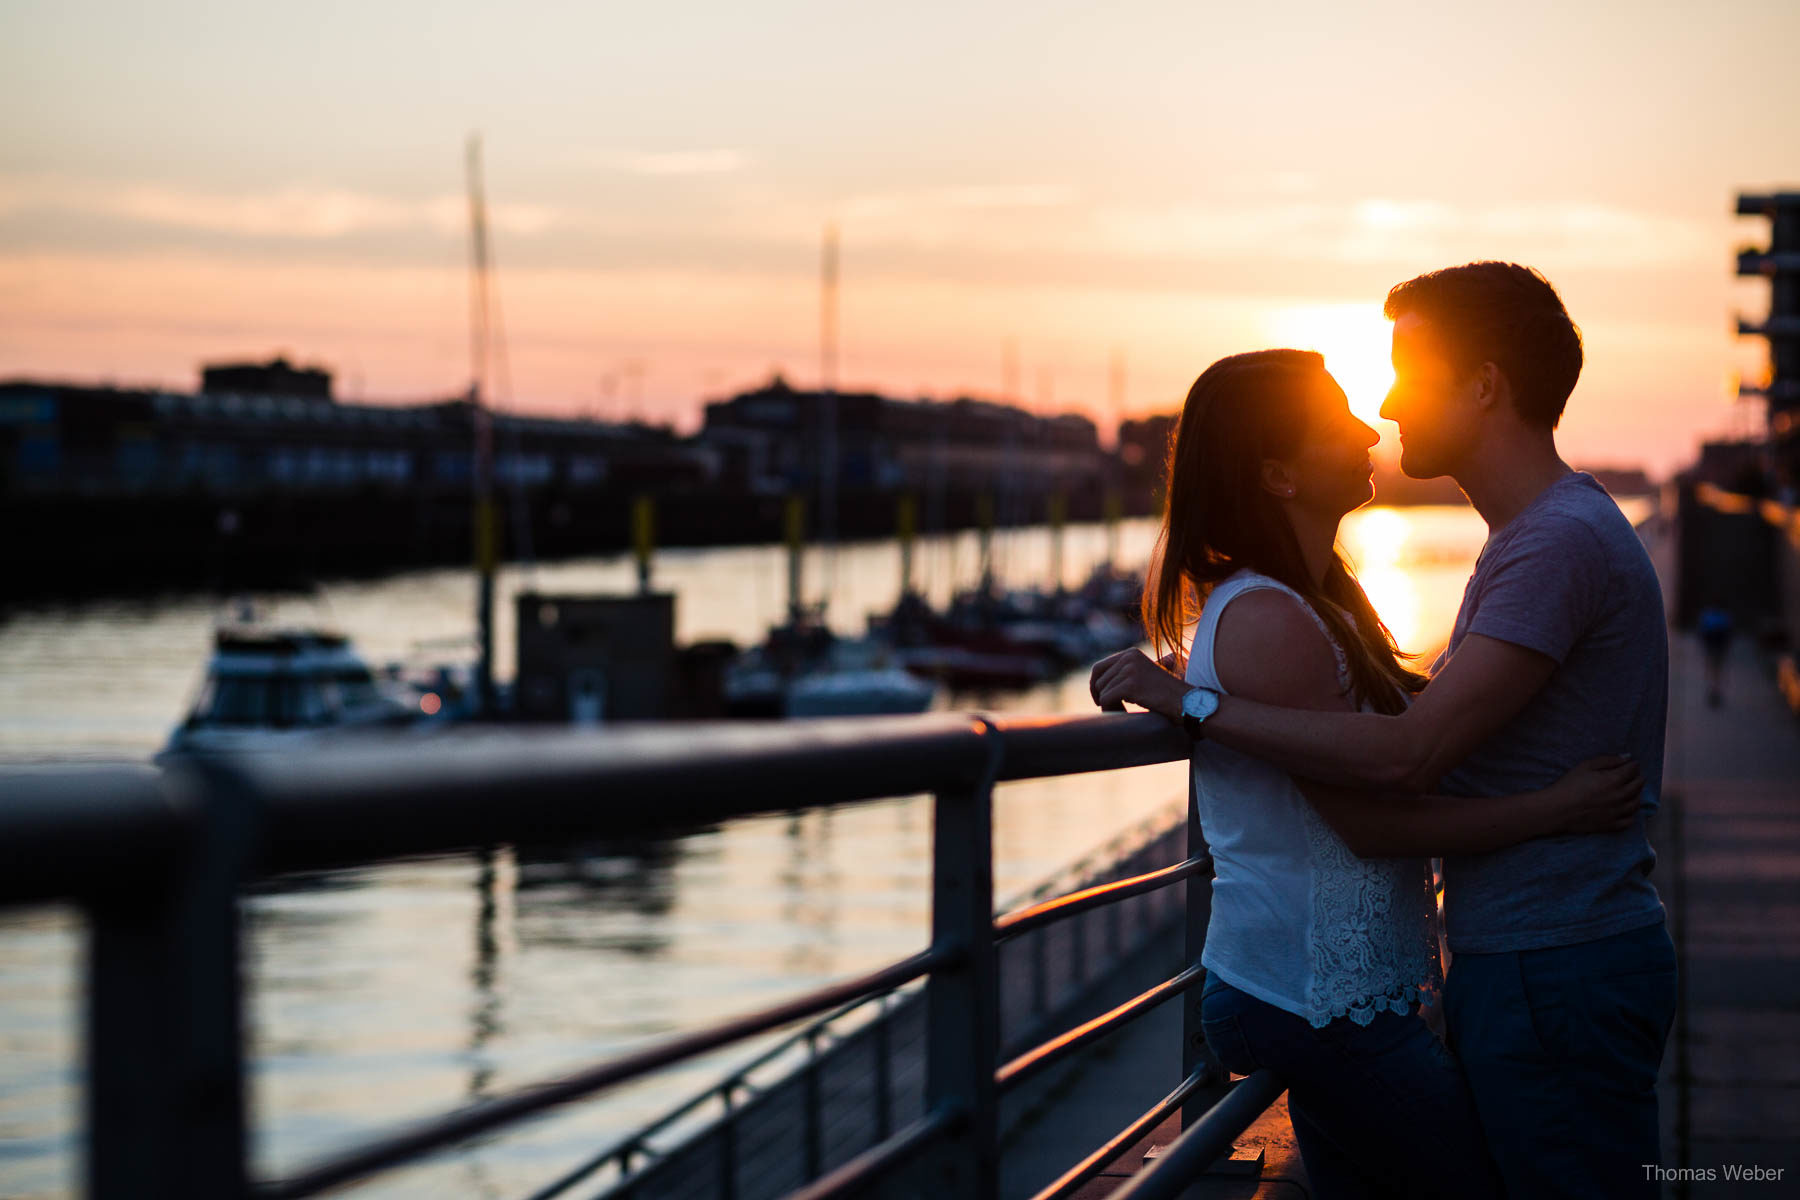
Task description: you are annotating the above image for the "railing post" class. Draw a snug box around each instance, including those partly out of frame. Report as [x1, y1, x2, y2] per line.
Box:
[87, 765, 253, 1199]
[923, 722, 1002, 1198]
[1182, 771, 1225, 1130]
[803, 1031, 823, 1178]
[872, 998, 893, 1141]
[718, 1083, 738, 1200]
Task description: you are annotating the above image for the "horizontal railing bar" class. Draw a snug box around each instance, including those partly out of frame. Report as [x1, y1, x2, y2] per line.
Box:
[783, 1107, 959, 1200]
[1031, 1063, 1215, 1200]
[996, 963, 1205, 1092]
[1107, 1070, 1287, 1200]
[0, 712, 1195, 905]
[993, 855, 1208, 944]
[520, 990, 903, 1200]
[256, 946, 955, 1200]
[239, 716, 994, 877]
[990, 712, 1188, 781]
[0, 766, 187, 904]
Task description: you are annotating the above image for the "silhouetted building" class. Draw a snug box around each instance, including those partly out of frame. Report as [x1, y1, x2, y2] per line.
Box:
[201, 356, 333, 401]
[1736, 191, 1800, 487]
[699, 376, 1102, 496]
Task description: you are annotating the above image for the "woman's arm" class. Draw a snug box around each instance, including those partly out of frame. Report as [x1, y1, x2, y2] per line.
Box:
[1197, 589, 1641, 858]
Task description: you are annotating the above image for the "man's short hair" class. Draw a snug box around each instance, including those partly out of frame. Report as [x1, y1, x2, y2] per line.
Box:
[1383, 262, 1583, 430]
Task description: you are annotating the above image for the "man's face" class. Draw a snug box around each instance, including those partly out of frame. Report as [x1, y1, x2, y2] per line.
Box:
[1381, 312, 1481, 480]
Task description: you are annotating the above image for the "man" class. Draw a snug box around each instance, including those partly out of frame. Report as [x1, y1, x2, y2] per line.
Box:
[1092, 262, 1675, 1198]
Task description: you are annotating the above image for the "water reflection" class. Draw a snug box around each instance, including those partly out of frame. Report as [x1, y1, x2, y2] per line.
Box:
[778, 810, 843, 976]
[466, 848, 507, 1101]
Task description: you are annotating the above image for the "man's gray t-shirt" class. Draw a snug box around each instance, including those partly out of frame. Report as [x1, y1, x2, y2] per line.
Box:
[1436, 472, 1667, 954]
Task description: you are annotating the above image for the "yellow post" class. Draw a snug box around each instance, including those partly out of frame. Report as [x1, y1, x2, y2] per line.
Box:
[976, 492, 995, 589]
[785, 494, 806, 624]
[632, 494, 655, 593]
[474, 496, 499, 575]
[1048, 491, 1067, 594]
[897, 493, 918, 596]
[1103, 489, 1123, 568]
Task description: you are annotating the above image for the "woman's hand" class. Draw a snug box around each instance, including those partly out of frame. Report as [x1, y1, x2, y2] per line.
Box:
[1544, 755, 1644, 835]
[1089, 648, 1189, 720]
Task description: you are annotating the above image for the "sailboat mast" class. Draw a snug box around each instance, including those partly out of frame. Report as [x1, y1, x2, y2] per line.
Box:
[468, 133, 497, 717]
[819, 224, 839, 608]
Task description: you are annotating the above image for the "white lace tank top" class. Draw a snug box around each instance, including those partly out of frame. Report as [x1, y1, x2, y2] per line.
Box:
[1188, 569, 1441, 1027]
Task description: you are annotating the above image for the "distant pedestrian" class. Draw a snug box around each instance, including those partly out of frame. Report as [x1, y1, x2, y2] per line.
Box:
[1698, 605, 1733, 707]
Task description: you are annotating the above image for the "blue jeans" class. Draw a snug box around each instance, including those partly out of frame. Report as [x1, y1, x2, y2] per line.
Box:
[1445, 921, 1677, 1199]
[1201, 975, 1501, 1200]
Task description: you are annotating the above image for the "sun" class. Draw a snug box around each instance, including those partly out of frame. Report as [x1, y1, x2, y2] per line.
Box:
[1265, 303, 1396, 439]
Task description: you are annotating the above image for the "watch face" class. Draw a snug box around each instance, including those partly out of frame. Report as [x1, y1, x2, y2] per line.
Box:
[1182, 687, 1219, 721]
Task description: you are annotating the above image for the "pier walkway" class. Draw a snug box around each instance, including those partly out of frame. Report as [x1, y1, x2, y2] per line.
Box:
[1656, 623, 1800, 1189]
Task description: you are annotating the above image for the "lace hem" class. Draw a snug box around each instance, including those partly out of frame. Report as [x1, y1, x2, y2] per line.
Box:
[1307, 980, 1437, 1029]
[1299, 797, 1443, 1029]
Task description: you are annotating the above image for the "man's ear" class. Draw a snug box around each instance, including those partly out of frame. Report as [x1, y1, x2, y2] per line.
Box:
[1471, 361, 1504, 414]
[1259, 458, 1295, 499]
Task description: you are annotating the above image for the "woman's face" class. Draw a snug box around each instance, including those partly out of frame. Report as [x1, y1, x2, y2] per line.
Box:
[1277, 378, 1380, 518]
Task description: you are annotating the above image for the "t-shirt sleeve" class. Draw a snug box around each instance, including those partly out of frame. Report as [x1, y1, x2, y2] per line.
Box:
[1466, 514, 1607, 664]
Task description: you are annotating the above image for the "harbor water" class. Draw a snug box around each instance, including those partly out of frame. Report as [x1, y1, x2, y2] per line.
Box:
[0, 503, 1639, 1198]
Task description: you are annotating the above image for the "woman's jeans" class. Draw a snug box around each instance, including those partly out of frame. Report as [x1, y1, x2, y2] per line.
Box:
[1200, 975, 1501, 1200]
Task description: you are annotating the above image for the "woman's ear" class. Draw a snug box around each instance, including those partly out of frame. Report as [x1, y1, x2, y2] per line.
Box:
[1259, 458, 1296, 500]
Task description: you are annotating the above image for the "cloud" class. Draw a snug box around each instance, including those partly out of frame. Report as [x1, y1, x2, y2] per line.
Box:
[0, 176, 562, 240]
[844, 183, 1076, 220]
[1092, 198, 1718, 272]
[560, 149, 749, 176]
[618, 149, 748, 175]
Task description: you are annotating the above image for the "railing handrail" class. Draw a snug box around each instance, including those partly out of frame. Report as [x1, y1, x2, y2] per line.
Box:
[0, 712, 1188, 903]
[8, 708, 1281, 1200]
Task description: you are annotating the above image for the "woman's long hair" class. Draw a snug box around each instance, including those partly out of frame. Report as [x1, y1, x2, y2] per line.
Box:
[1142, 349, 1426, 714]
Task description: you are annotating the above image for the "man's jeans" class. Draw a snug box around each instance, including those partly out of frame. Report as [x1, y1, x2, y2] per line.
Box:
[1201, 975, 1502, 1199]
[1445, 921, 1678, 1199]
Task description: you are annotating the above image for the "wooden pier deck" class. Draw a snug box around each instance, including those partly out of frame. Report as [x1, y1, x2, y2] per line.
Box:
[1656, 618, 1800, 1189]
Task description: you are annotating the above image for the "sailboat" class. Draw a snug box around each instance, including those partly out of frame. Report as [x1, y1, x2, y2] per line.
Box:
[721, 226, 936, 718]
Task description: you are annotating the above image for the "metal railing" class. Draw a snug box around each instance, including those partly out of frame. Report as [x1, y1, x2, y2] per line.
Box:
[0, 710, 1286, 1199]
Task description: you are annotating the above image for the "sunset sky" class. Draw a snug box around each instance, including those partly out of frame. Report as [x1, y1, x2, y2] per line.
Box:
[4, 0, 1797, 474]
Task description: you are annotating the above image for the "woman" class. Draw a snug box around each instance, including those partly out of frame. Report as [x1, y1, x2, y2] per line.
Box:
[1089, 350, 1640, 1198]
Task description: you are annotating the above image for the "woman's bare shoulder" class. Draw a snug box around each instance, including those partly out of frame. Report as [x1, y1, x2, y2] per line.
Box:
[1211, 588, 1350, 711]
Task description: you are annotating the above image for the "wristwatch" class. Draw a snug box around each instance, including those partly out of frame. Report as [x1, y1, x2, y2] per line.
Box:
[1181, 686, 1220, 739]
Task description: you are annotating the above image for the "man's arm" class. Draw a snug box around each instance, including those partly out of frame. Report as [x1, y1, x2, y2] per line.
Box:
[1168, 590, 1636, 852]
[1208, 633, 1557, 792]
[1090, 623, 1556, 792]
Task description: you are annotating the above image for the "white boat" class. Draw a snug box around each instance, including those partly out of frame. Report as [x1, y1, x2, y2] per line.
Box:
[160, 627, 415, 759]
[785, 655, 938, 717]
[722, 620, 938, 718]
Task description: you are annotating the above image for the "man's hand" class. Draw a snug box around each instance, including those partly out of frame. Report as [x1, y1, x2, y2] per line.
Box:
[1089, 648, 1188, 720]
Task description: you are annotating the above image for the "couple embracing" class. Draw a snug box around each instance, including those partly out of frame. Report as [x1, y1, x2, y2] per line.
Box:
[1090, 261, 1675, 1200]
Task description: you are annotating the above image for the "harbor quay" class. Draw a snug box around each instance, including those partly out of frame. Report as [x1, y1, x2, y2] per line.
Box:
[0, 365, 1175, 603]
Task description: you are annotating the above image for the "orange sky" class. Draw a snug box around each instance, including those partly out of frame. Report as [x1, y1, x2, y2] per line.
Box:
[4, 0, 1797, 474]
